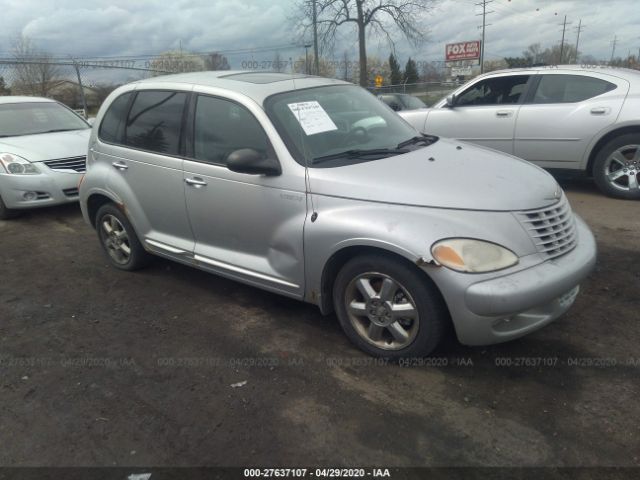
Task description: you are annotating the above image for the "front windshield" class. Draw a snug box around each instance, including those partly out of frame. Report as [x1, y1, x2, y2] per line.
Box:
[265, 85, 423, 167]
[0, 102, 89, 137]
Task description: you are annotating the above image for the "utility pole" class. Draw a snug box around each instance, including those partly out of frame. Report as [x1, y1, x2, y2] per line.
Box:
[476, 0, 493, 74]
[610, 35, 618, 64]
[574, 19, 584, 64]
[72, 60, 88, 119]
[558, 15, 571, 64]
[312, 0, 319, 75]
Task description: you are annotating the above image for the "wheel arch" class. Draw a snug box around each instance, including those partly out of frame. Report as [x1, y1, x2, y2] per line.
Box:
[86, 193, 118, 228]
[318, 244, 447, 318]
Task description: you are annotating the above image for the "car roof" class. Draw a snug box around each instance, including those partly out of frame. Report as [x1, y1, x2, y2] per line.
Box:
[480, 65, 640, 82]
[0, 96, 57, 105]
[132, 71, 352, 103]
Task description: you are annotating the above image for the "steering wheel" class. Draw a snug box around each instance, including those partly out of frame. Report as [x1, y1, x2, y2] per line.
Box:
[344, 126, 369, 146]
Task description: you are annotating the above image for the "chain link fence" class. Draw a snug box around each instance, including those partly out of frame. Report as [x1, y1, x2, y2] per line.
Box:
[0, 59, 172, 117]
[0, 52, 456, 114]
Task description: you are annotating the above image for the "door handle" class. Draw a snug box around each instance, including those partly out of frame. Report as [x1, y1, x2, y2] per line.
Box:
[112, 161, 128, 171]
[496, 110, 513, 117]
[590, 107, 607, 115]
[185, 177, 207, 187]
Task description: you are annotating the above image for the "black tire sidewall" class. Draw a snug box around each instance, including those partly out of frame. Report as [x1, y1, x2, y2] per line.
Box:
[0, 194, 20, 220]
[593, 133, 640, 200]
[95, 203, 149, 271]
[333, 254, 447, 358]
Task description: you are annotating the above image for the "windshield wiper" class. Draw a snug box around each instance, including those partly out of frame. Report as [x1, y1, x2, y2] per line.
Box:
[39, 128, 83, 134]
[397, 134, 438, 149]
[312, 148, 409, 165]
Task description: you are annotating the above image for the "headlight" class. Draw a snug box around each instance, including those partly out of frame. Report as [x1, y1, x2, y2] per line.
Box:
[431, 238, 518, 273]
[0, 153, 39, 175]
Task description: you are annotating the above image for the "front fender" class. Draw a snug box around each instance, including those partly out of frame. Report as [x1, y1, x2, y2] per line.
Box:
[303, 195, 536, 308]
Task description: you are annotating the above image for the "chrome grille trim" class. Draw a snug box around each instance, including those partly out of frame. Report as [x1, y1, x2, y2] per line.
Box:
[43, 156, 86, 173]
[516, 195, 578, 259]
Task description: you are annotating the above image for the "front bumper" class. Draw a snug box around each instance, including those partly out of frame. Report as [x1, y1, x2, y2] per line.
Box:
[437, 215, 596, 346]
[0, 170, 82, 209]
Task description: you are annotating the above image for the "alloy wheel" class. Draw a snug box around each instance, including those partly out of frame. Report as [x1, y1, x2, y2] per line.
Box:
[344, 272, 420, 350]
[100, 214, 132, 265]
[604, 145, 640, 193]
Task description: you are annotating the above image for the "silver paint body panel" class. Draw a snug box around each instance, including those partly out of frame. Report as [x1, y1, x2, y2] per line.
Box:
[80, 72, 597, 346]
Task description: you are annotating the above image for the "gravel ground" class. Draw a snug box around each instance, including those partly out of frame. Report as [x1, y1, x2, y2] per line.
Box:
[0, 178, 638, 469]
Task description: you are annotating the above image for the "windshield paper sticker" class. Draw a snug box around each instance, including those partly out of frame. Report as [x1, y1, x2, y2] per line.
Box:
[287, 101, 338, 136]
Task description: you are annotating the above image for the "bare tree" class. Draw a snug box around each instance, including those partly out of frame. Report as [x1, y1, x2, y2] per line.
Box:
[205, 52, 231, 70]
[294, 0, 437, 87]
[272, 52, 287, 73]
[293, 55, 337, 77]
[12, 36, 61, 97]
[149, 50, 205, 74]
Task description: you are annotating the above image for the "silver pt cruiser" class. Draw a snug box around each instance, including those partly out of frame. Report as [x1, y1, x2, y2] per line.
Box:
[79, 72, 597, 358]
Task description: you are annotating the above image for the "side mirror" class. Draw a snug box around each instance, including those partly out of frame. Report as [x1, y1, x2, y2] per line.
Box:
[445, 94, 456, 108]
[227, 148, 281, 176]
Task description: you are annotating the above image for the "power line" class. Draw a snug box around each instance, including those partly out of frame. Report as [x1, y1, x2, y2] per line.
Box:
[0, 43, 304, 61]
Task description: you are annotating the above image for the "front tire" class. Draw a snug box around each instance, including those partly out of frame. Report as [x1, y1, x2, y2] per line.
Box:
[95, 203, 150, 271]
[593, 134, 640, 200]
[0, 195, 20, 220]
[333, 254, 448, 358]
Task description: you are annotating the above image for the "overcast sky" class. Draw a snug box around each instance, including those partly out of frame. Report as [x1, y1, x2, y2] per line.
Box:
[0, 0, 638, 67]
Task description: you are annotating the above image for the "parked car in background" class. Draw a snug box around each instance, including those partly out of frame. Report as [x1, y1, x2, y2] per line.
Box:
[378, 93, 427, 111]
[0, 97, 91, 219]
[399, 66, 640, 200]
[80, 71, 596, 358]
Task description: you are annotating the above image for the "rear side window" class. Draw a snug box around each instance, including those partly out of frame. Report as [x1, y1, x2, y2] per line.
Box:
[98, 92, 133, 143]
[124, 91, 187, 155]
[192, 95, 270, 165]
[532, 75, 617, 104]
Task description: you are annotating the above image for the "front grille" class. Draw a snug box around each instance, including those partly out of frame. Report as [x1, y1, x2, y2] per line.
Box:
[43, 156, 86, 173]
[516, 194, 577, 259]
[62, 188, 79, 197]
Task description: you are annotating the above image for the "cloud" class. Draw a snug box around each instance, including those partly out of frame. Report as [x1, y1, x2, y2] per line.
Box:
[0, 0, 638, 67]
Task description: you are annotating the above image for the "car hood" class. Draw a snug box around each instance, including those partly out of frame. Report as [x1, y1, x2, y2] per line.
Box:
[0, 129, 91, 162]
[308, 138, 561, 211]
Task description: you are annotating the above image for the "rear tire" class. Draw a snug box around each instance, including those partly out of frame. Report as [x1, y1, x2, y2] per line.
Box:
[0, 195, 20, 220]
[593, 134, 640, 200]
[333, 254, 448, 358]
[95, 203, 150, 271]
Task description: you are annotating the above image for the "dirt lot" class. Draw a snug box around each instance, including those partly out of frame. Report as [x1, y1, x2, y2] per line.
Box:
[0, 179, 638, 469]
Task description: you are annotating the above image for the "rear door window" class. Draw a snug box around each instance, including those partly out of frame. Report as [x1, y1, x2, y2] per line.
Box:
[532, 75, 617, 103]
[123, 91, 187, 155]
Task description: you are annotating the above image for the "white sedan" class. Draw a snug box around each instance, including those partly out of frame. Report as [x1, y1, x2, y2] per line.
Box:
[400, 66, 640, 199]
[0, 96, 91, 219]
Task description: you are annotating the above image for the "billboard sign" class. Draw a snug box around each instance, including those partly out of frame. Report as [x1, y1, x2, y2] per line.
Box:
[445, 41, 481, 62]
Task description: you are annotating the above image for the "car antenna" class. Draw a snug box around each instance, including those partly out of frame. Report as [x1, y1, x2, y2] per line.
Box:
[290, 58, 318, 222]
